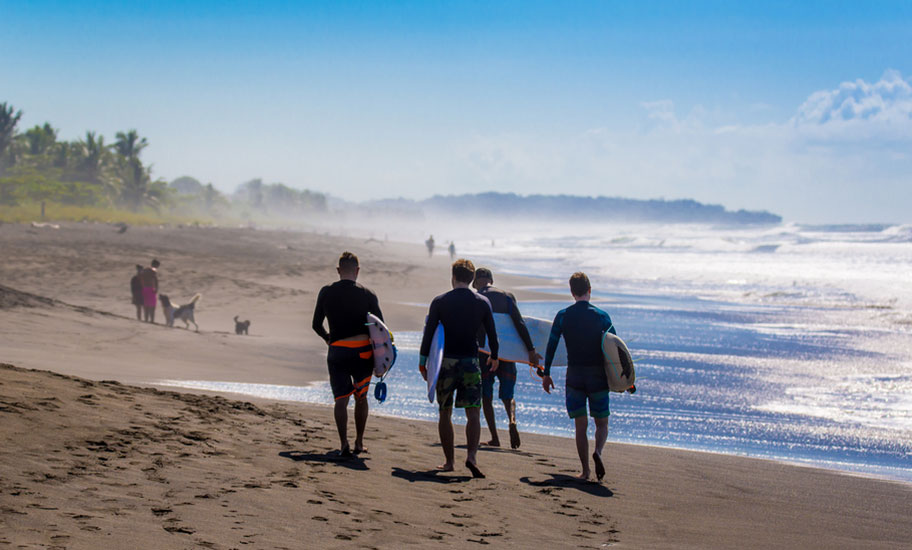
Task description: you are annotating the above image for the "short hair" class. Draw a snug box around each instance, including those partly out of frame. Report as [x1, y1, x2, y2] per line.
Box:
[135, 264, 143, 271]
[338, 251, 359, 271]
[151, 259, 160, 268]
[474, 267, 493, 282]
[569, 272, 590, 297]
[452, 258, 475, 284]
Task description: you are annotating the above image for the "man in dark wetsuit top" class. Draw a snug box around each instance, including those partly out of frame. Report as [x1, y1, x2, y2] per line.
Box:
[419, 259, 498, 478]
[312, 251, 384, 457]
[542, 272, 616, 481]
[472, 267, 542, 449]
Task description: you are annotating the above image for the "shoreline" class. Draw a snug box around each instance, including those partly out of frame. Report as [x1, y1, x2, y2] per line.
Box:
[3, 222, 911, 548]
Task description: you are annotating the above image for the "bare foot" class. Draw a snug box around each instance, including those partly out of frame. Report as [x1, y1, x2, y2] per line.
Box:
[437, 463, 455, 472]
[353, 446, 368, 455]
[485, 439, 501, 447]
[465, 460, 486, 479]
[575, 471, 591, 481]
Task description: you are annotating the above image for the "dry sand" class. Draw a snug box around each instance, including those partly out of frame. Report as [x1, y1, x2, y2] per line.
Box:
[1, 222, 910, 549]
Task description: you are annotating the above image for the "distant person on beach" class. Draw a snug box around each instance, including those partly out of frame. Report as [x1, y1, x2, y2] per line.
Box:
[130, 264, 143, 320]
[139, 259, 160, 323]
[425, 235, 435, 257]
[472, 267, 541, 449]
[419, 259, 499, 478]
[448, 242, 456, 260]
[541, 272, 615, 481]
[312, 251, 384, 458]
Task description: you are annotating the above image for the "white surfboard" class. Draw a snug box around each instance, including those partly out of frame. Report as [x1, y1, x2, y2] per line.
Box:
[479, 313, 568, 366]
[426, 323, 444, 403]
[366, 313, 396, 377]
[602, 331, 635, 392]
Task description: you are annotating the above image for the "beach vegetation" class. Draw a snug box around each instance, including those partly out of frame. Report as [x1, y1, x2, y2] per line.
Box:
[0, 101, 328, 225]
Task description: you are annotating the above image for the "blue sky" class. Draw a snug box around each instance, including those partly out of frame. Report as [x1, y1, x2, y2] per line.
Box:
[3, 1, 912, 222]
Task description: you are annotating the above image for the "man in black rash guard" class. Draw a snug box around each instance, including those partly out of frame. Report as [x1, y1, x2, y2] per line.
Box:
[312, 251, 383, 458]
[472, 267, 542, 449]
[419, 259, 499, 478]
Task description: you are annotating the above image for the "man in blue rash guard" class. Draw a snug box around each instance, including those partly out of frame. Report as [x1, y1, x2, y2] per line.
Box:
[419, 259, 499, 478]
[542, 272, 615, 481]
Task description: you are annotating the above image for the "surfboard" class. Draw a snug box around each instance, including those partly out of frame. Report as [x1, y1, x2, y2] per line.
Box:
[602, 331, 635, 392]
[479, 313, 568, 366]
[366, 312, 396, 377]
[425, 323, 444, 403]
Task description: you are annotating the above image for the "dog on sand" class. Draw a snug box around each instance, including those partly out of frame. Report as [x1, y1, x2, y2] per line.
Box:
[159, 294, 201, 331]
[234, 316, 251, 335]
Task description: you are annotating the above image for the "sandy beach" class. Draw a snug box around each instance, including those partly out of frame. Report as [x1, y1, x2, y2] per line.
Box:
[2, 222, 911, 549]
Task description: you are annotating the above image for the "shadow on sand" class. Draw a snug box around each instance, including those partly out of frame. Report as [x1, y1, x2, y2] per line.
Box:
[519, 474, 614, 497]
[279, 450, 369, 471]
[391, 467, 473, 483]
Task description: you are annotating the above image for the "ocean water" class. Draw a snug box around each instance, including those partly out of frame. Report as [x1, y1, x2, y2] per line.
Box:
[161, 222, 912, 483]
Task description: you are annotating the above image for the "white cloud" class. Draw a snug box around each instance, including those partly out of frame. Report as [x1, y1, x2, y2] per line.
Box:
[792, 69, 912, 126]
[448, 71, 912, 223]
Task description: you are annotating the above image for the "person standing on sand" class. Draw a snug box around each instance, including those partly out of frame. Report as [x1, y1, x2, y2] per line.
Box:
[448, 242, 456, 260]
[130, 264, 143, 320]
[425, 235, 435, 257]
[139, 259, 160, 323]
[419, 259, 499, 478]
[541, 272, 615, 481]
[312, 252, 384, 458]
[472, 267, 542, 449]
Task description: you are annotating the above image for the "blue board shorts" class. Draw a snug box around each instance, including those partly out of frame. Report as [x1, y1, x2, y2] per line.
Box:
[479, 353, 517, 401]
[565, 367, 610, 419]
[437, 356, 482, 410]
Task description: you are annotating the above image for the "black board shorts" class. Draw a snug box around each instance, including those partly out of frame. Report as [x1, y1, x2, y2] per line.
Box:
[327, 340, 373, 400]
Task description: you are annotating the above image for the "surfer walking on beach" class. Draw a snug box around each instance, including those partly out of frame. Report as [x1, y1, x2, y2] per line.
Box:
[541, 272, 615, 481]
[472, 267, 541, 449]
[139, 259, 160, 323]
[312, 251, 384, 458]
[425, 235, 435, 257]
[419, 259, 499, 478]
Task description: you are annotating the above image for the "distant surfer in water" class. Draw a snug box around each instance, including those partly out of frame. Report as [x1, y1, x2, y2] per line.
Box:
[541, 272, 616, 481]
[472, 267, 542, 449]
[419, 259, 499, 478]
[312, 251, 384, 458]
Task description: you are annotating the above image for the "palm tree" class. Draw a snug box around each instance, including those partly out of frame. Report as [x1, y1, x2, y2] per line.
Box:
[0, 102, 24, 169]
[113, 129, 148, 161]
[76, 131, 110, 186]
[25, 123, 58, 155]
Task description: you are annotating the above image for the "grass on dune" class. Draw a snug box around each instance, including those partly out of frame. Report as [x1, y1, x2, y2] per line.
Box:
[0, 202, 219, 226]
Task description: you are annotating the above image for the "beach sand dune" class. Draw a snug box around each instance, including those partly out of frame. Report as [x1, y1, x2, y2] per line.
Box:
[1, 222, 911, 549]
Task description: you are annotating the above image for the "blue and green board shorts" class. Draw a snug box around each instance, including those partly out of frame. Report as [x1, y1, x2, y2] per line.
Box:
[479, 353, 517, 401]
[436, 356, 482, 410]
[565, 367, 611, 419]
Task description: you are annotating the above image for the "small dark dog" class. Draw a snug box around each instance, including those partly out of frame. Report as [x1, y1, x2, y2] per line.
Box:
[234, 315, 251, 335]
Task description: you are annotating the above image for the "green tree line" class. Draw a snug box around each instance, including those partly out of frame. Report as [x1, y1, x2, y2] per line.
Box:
[0, 101, 327, 220]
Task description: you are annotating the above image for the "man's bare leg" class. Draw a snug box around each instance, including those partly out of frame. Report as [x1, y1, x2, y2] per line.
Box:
[465, 407, 484, 478]
[353, 394, 369, 453]
[333, 396, 351, 455]
[482, 396, 500, 446]
[438, 406, 455, 471]
[574, 415, 591, 480]
[592, 416, 609, 480]
[504, 397, 521, 449]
